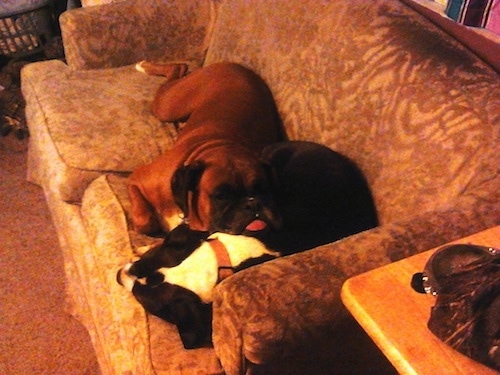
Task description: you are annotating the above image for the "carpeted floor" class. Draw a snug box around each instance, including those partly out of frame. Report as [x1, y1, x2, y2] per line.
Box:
[0, 134, 101, 375]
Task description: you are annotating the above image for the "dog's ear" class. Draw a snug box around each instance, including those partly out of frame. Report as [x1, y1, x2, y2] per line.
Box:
[260, 143, 294, 170]
[260, 161, 282, 196]
[160, 224, 208, 266]
[167, 224, 208, 249]
[171, 294, 212, 349]
[171, 162, 206, 216]
[131, 224, 208, 272]
[134, 282, 212, 349]
[260, 144, 296, 195]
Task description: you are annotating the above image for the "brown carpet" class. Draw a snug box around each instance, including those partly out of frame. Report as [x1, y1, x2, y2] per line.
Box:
[0, 134, 101, 375]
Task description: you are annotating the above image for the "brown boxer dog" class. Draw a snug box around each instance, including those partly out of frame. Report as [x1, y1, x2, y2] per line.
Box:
[128, 62, 284, 235]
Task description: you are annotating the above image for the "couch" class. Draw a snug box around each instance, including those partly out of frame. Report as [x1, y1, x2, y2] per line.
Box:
[21, 0, 499, 374]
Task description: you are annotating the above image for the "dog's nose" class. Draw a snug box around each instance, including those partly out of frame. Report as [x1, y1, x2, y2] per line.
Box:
[117, 263, 137, 291]
[146, 271, 165, 286]
[245, 197, 262, 212]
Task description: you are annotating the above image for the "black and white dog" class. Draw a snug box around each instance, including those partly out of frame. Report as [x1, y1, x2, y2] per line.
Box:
[117, 224, 280, 348]
[117, 141, 378, 348]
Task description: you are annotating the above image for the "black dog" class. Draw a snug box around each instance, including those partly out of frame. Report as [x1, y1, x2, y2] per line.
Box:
[258, 140, 378, 254]
[117, 224, 280, 349]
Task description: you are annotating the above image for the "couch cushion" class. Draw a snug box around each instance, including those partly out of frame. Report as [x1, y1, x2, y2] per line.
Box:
[205, 0, 500, 225]
[81, 174, 224, 375]
[22, 60, 179, 202]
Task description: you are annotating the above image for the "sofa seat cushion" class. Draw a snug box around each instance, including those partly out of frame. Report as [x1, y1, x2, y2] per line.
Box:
[22, 60, 178, 202]
[81, 173, 224, 374]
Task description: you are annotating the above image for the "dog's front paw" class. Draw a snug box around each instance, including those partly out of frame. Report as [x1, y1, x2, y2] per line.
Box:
[135, 60, 154, 74]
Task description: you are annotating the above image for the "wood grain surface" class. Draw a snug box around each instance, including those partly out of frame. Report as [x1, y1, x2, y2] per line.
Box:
[341, 226, 500, 375]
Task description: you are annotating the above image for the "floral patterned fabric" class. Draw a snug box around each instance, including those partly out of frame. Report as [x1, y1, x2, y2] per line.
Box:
[22, 0, 499, 374]
[212, 197, 499, 374]
[60, 0, 216, 69]
[81, 0, 119, 7]
[23, 61, 175, 202]
[81, 174, 224, 375]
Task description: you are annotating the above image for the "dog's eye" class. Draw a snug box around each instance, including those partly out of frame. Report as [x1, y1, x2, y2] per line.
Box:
[212, 186, 234, 201]
[146, 272, 165, 286]
[213, 192, 230, 201]
[252, 181, 268, 195]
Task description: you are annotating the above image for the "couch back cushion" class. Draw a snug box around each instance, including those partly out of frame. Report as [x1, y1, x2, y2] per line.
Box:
[205, 0, 500, 224]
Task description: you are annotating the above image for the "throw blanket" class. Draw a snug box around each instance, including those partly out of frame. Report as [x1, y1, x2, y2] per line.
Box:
[446, 0, 500, 33]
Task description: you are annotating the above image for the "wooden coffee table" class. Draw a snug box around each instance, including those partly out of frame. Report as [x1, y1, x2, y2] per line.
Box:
[341, 226, 500, 375]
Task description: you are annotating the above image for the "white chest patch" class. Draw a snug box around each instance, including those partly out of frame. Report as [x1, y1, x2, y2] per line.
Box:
[159, 233, 280, 303]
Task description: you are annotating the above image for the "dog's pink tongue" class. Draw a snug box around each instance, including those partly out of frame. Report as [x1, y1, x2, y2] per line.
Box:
[245, 219, 267, 231]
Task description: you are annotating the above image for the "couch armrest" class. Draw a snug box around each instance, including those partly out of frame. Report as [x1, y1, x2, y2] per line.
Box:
[212, 196, 499, 375]
[60, 0, 217, 69]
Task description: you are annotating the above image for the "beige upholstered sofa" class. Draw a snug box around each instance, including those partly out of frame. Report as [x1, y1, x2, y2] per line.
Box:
[22, 0, 499, 374]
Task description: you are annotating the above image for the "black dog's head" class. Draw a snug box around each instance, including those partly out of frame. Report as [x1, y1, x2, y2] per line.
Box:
[171, 150, 282, 235]
[129, 224, 208, 277]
